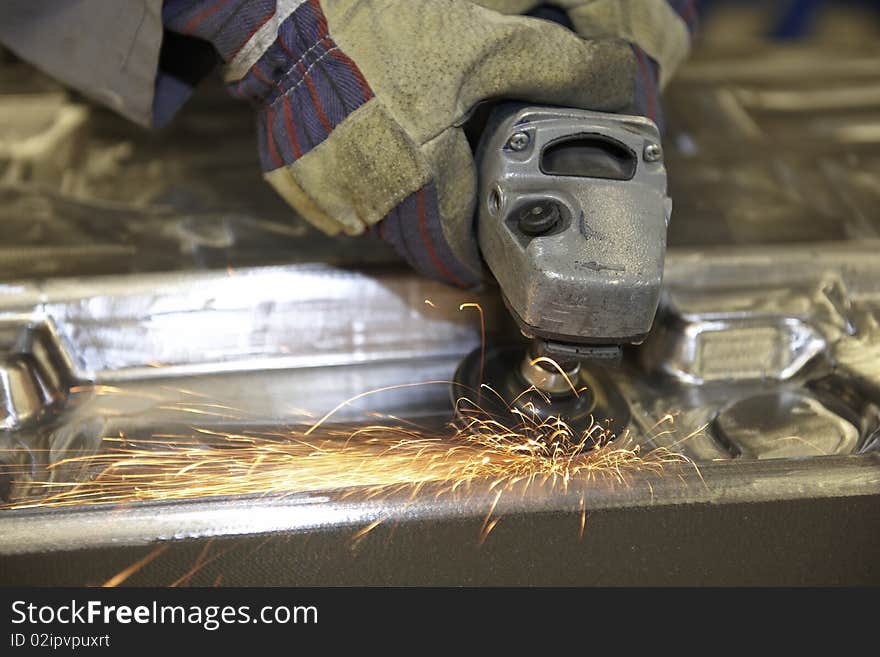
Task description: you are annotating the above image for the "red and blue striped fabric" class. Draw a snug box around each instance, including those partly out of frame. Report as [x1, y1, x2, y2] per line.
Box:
[163, 0, 278, 61]
[164, 0, 373, 171]
[372, 183, 480, 289]
[667, 0, 699, 34]
[631, 0, 698, 130]
[162, 0, 475, 287]
[228, 1, 374, 170]
[632, 44, 662, 127]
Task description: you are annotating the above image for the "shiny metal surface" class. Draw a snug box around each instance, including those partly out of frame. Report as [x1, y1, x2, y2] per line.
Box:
[641, 274, 862, 385]
[3, 454, 877, 557]
[0, 265, 501, 382]
[713, 391, 861, 459]
[0, 244, 875, 510]
[0, 320, 74, 429]
[0, 69, 400, 281]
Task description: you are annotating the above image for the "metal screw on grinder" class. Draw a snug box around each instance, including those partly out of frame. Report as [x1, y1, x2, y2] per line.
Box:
[517, 200, 561, 236]
[506, 131, 530, 152]
[643, 142, 662, 162]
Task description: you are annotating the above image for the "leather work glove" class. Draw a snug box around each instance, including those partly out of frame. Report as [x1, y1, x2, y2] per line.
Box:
[163, 0, 696, 288]
[473, 1, 695, 91]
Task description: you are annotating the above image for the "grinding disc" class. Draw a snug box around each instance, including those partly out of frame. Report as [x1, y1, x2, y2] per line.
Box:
[451, 344, 630, 447]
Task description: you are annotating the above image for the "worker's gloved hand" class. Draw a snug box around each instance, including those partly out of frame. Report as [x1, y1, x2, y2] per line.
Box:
[164, 0, 694, 288]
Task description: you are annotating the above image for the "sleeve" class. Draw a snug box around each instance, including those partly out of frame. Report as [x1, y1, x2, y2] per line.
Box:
[0, 0, 167, 127]
[162, 0, 376, 181]
[626, 0, 699, 128]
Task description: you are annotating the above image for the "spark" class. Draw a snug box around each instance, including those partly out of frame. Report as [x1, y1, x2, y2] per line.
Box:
[1, 341, 695, 555]
[304, 381, 454, 436]
[459, 303, 485, 401]
[5, 309, 704, 586]
[1, 390, 691, 513]
[652, 413, 677, 430]
[478, 489, 503, 546]
[101, 545, 169, 587]
[351, 517, 385, 543]
[69, 385, 125, 395]
[170, 540, 215, 588]
[773, 435, 828, 455]
[578, 495, 587, 541]
[168, 540, 240, 588]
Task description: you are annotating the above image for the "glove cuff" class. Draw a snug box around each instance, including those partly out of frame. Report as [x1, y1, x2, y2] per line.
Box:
[372, 183, 482, 289]
[166, 0, 375, 174]
[631, 44, 663, 130]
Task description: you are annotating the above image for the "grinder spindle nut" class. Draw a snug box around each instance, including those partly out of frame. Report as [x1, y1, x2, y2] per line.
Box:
[517, 200, 562, 236]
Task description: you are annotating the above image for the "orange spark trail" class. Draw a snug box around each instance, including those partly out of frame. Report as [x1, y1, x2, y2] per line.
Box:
[1, 402, 691, 512]
[1, 343, 698, 536]
[102, 545, 169, 587]
[459, 302, 485, 400]
[304, 381, 455, 436]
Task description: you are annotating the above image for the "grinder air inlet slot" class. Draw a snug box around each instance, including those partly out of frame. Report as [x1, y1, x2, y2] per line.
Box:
[540, 134, 637, 181]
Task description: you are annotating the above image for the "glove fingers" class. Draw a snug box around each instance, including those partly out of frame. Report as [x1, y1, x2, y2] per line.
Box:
[564, 0, 692, 89]
[322, 0, 635, 145]
[456, 25, 634, 119]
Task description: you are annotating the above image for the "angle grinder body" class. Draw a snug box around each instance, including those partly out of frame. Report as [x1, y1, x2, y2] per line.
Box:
[453, 105, 671, 439]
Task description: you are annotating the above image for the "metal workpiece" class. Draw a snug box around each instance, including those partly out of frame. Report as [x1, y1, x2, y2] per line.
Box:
[626, 245, 880, 463]
[0, 251, 878, 563]
[477, 106, 671, 346]
[712, 390, 862, 459]
[640, 276, 854, 384]
[0, 243, 872, 510]
[628, 376, 880, 463]
[1, 453, 878, 560]
[0, 319, 74, 430]
[0, 265, 503, 382]
[646, 245, 880, 390]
